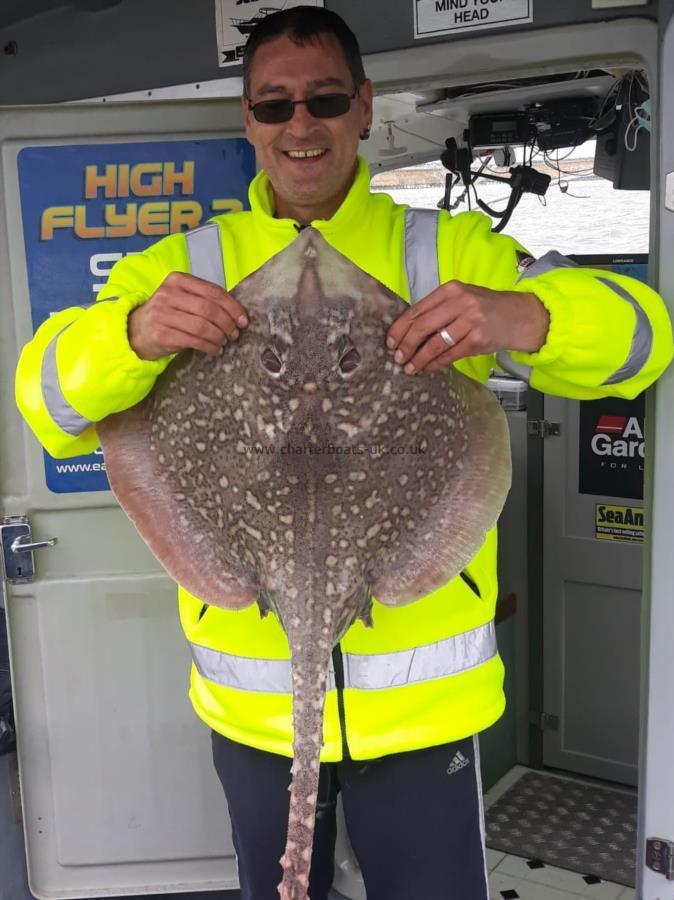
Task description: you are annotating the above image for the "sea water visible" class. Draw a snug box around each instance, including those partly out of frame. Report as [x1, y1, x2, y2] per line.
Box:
[371, 159, 650, 258]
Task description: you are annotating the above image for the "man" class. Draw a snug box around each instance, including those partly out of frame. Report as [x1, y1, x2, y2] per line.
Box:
[15, 7, 673, 900]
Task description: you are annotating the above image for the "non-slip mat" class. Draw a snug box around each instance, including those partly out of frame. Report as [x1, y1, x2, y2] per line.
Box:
[485, 770, 638, 887]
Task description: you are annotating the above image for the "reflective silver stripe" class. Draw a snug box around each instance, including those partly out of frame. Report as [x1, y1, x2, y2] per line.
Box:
[190, 643, 336, 693]
[473, 734, 491, 896]
[497, 251, 579, 383]
[597, 276, 653, 384]
[517, 248, 579, 283]
[185, 223, 226, 286]
[404, 208, 440, 304]
[190, 619, 496, 693]
[41, 328, 93, 436]
[342, 620, 497, 690]
[495, 351, 532, 383]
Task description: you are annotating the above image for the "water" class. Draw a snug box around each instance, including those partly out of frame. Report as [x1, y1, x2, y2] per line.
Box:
[372, 171, 650, 258]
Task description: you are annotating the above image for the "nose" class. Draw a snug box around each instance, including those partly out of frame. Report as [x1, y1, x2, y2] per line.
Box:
[287, 99, 317, 133]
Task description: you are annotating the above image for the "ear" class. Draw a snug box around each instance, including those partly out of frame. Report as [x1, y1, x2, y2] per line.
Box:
[241, 94, 255, 145]
[358, 79, 374, 133]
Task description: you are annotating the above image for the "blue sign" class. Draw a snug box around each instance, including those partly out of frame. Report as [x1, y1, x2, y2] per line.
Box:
[17, 138, 255, 493]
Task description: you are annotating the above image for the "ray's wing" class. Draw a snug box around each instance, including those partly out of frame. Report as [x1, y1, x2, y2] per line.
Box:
[97, 392, 258, 610]
[370, 371, 511, 606]
[95, 229, 343, 613]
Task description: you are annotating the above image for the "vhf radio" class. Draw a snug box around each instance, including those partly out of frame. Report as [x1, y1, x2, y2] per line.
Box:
[468, 113, 535, 148]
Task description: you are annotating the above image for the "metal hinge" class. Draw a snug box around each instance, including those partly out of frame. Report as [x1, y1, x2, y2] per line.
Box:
[1, 515, 57, 584]
[529, 711, 559, 731]
[646, 837, 674, 880]
[527, 420, 561, 438]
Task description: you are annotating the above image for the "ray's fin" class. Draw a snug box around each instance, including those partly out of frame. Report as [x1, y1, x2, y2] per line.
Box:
[370, 372, 511, 606]
[97, 397, 257, 610]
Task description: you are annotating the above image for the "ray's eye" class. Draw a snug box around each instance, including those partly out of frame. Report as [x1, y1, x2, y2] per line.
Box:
[261, 346, 283, 376]
[339, 347, 361, 375]
[336, 334, 361, 377]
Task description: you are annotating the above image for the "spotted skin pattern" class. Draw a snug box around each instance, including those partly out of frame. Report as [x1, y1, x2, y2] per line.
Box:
[97, 229, 511, 900]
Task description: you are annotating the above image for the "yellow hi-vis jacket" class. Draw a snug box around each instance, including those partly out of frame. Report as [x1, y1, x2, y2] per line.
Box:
[15, 156, 674, 761]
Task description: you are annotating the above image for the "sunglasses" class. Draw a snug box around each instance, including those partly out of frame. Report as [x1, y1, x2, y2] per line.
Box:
[248, 89, 358, 124]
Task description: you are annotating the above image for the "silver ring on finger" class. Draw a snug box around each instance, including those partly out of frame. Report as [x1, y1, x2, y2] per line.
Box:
[438, 327, 455, 348]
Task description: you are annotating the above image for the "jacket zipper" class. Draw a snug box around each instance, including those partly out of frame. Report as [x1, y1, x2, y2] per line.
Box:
[331, 643, 351, 760]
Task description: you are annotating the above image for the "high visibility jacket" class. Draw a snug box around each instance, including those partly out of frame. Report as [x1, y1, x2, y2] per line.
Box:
[15, 156, 673, 761]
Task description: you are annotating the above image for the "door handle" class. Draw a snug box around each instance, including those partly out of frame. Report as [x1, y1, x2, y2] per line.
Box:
[1, 516, 57, 584]
[10, 536, 57, 554]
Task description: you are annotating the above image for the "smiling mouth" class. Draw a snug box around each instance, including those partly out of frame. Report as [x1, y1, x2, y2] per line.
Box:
[283, 149, 329, 159]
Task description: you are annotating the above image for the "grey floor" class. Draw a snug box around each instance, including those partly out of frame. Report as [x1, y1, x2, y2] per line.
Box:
[0, 751, 347, 900]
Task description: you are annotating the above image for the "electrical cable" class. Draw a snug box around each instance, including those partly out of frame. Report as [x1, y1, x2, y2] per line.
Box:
[587, 70, 648, 152]
[622, 70, 649, 151]
[435, 70, 637, 227]
[624, 112, 642, 151]
[551, 147, 590, 198]
[542, 153, 595, 176]
[445, 69, 605, 102]
[476, 186, 523, 232]
[588, 76, 622, 130]
[444, 81, 535, 99]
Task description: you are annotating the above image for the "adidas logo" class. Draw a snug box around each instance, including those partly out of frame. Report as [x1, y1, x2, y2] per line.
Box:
[446, 751, 470, 775]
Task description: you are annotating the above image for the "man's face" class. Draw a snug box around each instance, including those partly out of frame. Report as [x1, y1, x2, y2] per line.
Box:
[242, 33, 373, 219]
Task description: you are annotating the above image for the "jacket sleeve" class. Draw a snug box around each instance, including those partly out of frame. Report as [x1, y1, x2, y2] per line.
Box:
[15, 231, 190, 458]
[440, 210, 674, 400]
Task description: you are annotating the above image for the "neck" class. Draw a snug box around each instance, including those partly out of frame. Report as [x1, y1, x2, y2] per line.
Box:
[274, 189, 348, 226]
[273, 164, 358, 226]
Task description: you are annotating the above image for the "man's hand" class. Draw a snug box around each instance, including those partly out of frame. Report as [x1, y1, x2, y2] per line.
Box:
[386, 280, 550, 374]
[128, 272, 249, 361]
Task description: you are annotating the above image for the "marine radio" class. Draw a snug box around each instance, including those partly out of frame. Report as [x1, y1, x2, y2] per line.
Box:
[468, 113, 535, 149]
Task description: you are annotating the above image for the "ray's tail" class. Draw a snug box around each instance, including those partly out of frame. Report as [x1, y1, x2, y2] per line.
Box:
[278, 644, 332, 900]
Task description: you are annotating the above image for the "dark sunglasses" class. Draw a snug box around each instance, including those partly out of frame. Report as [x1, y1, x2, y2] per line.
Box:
[248, 89, 358, 124]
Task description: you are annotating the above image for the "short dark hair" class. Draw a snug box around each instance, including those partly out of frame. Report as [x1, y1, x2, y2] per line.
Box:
[242, 6, 366, 97]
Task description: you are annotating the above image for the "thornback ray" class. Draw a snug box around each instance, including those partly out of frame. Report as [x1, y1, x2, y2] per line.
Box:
[96, 227, 511, 900]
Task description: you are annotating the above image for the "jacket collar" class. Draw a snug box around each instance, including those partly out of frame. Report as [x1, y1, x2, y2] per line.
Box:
[248, 155, 372, 237]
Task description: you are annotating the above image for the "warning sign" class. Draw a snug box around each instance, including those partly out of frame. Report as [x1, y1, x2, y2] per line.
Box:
[215, 0, 324, 68]
[414, 0, 532, 40]
[595, 504, 644, 543]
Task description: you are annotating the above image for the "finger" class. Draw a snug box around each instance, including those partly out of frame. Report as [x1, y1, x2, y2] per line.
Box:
[153, 324, 227, 358]
[163, 272, 250, 328]
[160, 308, 235, 352]
[404, 317, 473, 374]
[419, 347, 455, 375]
[391, 301, 465, 366]
[386, 281, 467, 350]
[386, 288, 449, 350]
[423, 336, 476, 373]
[161, 289, 243, 340]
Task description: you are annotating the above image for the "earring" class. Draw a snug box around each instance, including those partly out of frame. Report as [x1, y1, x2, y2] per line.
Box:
[360, 126, 371, 141]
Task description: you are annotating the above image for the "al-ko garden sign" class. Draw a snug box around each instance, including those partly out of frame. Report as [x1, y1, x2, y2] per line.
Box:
[414, 0, 533, 39]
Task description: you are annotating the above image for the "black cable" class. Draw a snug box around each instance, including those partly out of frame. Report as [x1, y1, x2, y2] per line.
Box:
[440, 171, 462, 212]
[542, 153, 595, 177]
[477, 186, 524, 232]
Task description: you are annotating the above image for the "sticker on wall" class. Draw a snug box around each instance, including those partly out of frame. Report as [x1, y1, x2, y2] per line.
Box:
[215, 0, 324, 68]
[578, 394, 645, 500]
[414, 0, 532, 40]
[595, 504, 644, 543]
[17, 138, 255, 493]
